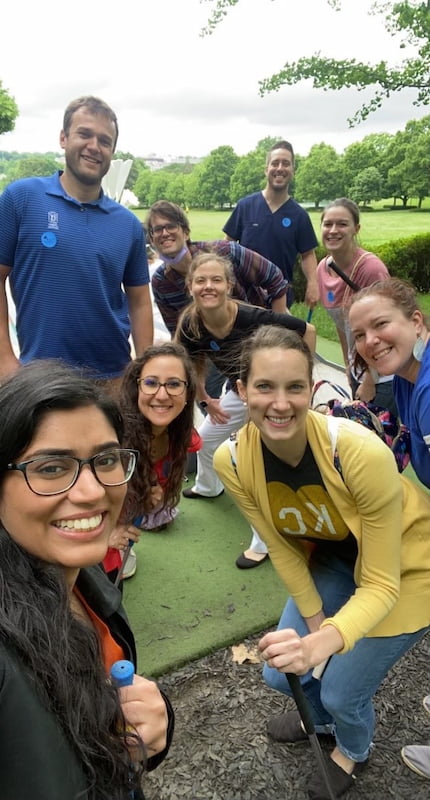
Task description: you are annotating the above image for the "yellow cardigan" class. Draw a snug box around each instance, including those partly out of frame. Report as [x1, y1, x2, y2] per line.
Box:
[214, 411, 430, 652]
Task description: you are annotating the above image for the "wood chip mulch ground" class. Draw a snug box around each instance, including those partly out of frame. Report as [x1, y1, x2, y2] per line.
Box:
[144, 631, 430, 800]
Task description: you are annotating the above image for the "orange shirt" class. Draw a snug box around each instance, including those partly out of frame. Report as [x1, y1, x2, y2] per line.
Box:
[74, 589, 125, 674]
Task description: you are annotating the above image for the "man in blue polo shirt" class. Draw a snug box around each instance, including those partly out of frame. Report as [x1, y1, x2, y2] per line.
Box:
[223, 139, 319, 309]
[0, 96, 153, 389]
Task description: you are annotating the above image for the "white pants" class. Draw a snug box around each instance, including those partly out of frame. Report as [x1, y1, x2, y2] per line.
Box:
[194, 389, 268, 555]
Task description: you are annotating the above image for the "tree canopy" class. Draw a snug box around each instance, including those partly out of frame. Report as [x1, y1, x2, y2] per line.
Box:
[0, 81, 19, 136]
[202, 1, 430, 125]
[2, 114, 429, 209]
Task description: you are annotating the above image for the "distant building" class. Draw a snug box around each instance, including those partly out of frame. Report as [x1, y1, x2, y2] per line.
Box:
[142, 153, 202, 171]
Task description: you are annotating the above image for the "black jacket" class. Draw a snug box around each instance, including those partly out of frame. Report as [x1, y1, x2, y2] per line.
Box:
[0, 564, 174, 800]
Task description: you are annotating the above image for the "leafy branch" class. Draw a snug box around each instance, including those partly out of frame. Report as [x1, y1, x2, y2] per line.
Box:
[201, 0, 430, 125]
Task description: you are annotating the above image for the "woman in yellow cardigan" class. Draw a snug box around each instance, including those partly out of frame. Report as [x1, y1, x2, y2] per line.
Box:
[213, 325, 430, 800]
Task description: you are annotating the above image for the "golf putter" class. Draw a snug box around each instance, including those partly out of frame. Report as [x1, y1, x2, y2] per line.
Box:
[114, 539, 134, 587]
[111, 659, 135, 687]
[286, 673, 336, 800]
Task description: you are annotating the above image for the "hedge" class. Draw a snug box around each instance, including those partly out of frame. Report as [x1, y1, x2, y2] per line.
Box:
[293, 233, 430, 300]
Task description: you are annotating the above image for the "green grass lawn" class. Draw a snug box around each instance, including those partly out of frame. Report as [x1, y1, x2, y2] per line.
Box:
[135, 205, 430, 248]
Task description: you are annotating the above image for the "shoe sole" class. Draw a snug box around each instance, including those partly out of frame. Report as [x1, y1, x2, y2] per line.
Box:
[401, 747, 430, 779]
[121, 566, 136, 579]
[182, 490, 224, 499]
[423, 696, 430, 717]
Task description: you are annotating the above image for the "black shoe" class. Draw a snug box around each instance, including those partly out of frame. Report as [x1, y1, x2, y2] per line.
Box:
[182, 487, 224, 499]
[267, 710, 308, 743]
[267, 709, 335, 745]
[236, 552, 269, 569]
[308, 756, 368, 799]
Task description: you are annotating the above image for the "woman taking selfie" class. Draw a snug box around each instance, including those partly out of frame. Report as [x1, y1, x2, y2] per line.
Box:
[0, 361, 173, 799]
[214, 325, 430, 799]
[176, 251, 316, 568]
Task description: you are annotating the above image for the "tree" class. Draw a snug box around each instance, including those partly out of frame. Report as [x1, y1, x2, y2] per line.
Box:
[406, 132, 430, 205]
[5, 155, 59, 183]
[147, 170, 175, 207]
[0, 81, 18, 135]
[294, 143, 344, 207]
[341, 134, 392, 193]
[184, 166, 204, 208]
[349, 167, 384, 205]
[202, 1, 430, 126]
[168, 174, 187, 207]
[197, 145, 239, 208]
[133, 166, 152, 207]
[230, 152, 265, 203]
[383, 118, 430, 205]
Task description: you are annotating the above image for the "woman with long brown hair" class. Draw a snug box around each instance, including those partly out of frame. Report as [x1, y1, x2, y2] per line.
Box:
[176, 251, 315, 568]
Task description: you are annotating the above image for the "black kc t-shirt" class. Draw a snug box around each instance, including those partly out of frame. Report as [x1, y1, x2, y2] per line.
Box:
[262, 441, 358, 565]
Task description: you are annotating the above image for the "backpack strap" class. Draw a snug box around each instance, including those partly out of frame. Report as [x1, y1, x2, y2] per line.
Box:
[311, 379, 351, 409]
[326, 256, 362, 292]
[228, 435, 238, 474]
[327, 416, 344, 479]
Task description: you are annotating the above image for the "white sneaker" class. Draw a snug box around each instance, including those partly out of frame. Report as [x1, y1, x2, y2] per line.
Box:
[401, 745, 430, 779]
[423, 695, 430, 716]
[121, 549, 137, 580]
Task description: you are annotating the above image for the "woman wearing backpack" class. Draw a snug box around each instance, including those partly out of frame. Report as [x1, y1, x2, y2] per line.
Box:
[349, 276, 430, 780]
[317, 198, 397, 415]
[214, 325, 430, 800]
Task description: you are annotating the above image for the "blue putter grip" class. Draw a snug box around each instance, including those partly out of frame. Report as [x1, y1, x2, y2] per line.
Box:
[306, 309, 313, 323]
[111, 659, 135, 687]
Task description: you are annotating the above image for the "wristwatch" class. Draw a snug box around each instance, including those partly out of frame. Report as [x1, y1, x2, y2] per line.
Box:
[199, 401, 208, 410]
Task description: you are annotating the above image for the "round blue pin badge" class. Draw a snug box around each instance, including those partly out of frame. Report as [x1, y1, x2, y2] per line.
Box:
[327, 291, 335, 303]
[41, 232, 57, 248]
[210, 341, 220, 351]
[282, 217, 292, 228]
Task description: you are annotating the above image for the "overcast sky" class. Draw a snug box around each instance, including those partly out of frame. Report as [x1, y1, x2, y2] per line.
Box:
[1, 0, 427, 160]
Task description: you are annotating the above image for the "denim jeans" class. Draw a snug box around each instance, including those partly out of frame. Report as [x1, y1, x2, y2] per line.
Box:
[263, 552, 429, 762]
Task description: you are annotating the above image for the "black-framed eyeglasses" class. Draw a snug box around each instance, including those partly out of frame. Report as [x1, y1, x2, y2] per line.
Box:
[150, 223, 180, 236]
[6, 448, 138, 496]
[137, 377, 188, 397]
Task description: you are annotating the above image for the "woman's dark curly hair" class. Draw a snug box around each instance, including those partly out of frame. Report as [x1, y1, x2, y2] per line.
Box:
[119, 342, 197, 522]
[0, 360, 143, 798]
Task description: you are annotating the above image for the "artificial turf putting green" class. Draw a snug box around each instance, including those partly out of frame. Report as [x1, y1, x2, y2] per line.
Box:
[123, 337, 345, 679]
[123, 489, 286, 678]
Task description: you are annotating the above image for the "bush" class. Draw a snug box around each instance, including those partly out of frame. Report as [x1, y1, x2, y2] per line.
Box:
[374, 233, 430, 292]
[292, 234, 430, 300]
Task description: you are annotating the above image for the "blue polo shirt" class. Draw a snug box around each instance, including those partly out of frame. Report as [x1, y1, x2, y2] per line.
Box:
[223, 192, 318, 282]
[0, 172, 149, 378]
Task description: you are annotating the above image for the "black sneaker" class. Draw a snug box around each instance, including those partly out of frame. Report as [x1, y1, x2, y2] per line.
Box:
[267, 710, 335, 745]
[308, 756, 368, 799]
[267, 710, 308, 743]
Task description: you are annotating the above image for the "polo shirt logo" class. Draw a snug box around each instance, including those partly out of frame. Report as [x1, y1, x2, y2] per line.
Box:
[47, 211, 59, 230]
